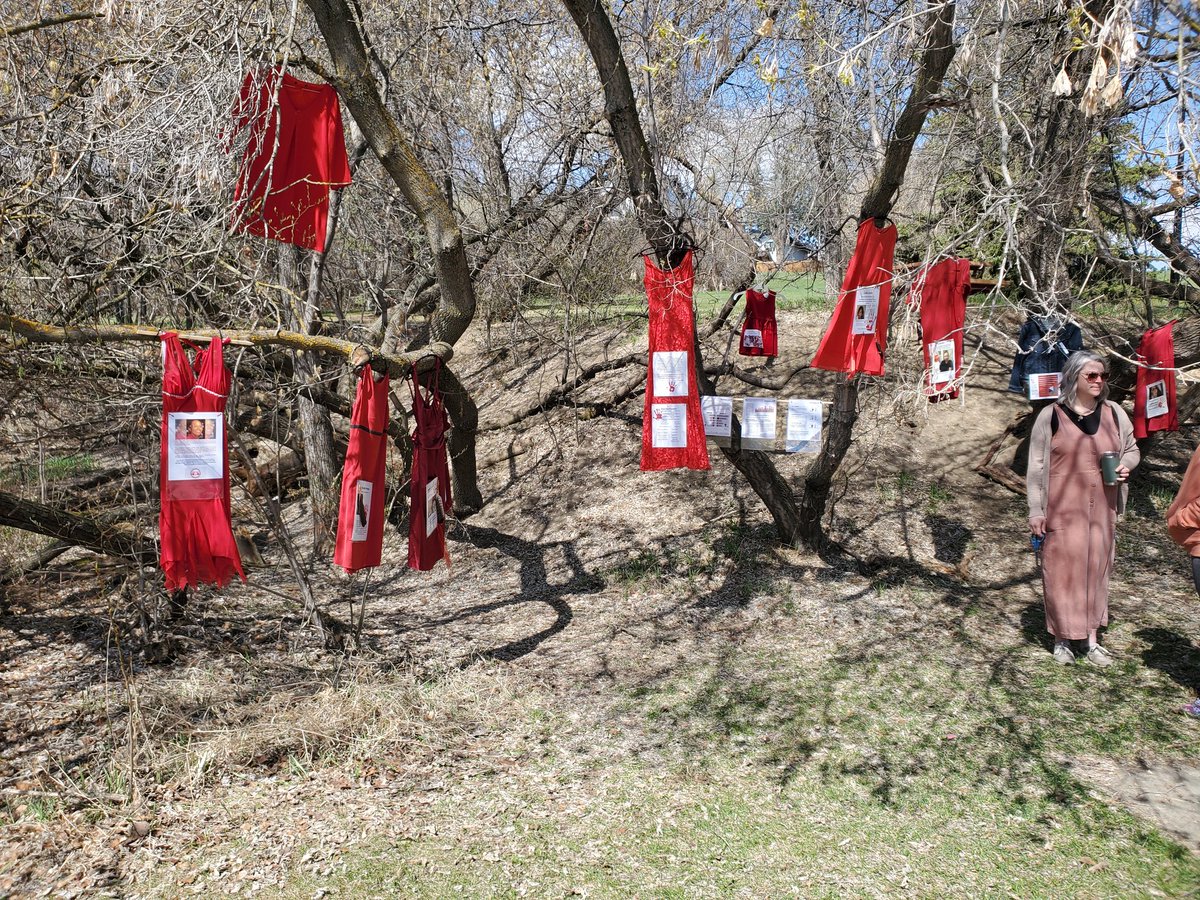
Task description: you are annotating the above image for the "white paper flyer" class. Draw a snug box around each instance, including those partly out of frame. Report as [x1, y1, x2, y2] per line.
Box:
[785, 399, 823, 453]
[852, 284, 880, 335]
[741, 397, 777, 448]
[166, 412, 224, 482]
[1147, 379, 1168, 418]
[652, 350, 689, 397]
[700, 396, 733, 438]
[651, 403, 687, 448]
[929, 339, 955, 385]
[351, 480, 372, 542]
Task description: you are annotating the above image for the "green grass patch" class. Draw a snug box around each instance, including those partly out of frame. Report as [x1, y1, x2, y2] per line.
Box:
[0, 454, 97, 487]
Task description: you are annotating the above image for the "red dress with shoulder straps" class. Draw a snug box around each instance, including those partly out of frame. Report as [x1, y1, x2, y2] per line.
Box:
[159, 334, 245, 590]
[408, 361, 452, 571]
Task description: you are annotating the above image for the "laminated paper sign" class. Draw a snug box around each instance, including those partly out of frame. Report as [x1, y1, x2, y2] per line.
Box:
[651, 404, 688, 448]
[167, 412, 224, 481]
[652, 351, 689, 397]
[700, 396, 733, 439]
[1028, 372, 1060, 401]
[929, 339, 956, 387]
[785, 400, 822, 453]
[425, 477, 440, 537]
[741, 397, 777, 450]
[852, 285, 880, 335]
[1147, 380, 1168, 418]
[350, 480, 372, 542]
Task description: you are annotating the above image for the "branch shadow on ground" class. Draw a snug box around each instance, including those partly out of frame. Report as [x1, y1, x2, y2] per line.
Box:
[374, 525, 603, 665]
[1137, 627, 1200, 695]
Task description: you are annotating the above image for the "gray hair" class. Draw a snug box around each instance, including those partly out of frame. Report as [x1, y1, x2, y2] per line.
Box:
[1058, 349, 1109, 406]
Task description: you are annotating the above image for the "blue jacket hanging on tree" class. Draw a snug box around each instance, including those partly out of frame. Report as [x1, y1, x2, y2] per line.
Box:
[1008, 315, 1083, 394]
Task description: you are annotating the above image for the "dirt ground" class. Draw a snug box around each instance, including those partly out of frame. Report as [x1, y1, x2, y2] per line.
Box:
[3, 305, 1200, 897]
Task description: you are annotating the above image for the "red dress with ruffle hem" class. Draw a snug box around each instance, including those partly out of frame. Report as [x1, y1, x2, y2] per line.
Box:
[159, 334, 245, 590]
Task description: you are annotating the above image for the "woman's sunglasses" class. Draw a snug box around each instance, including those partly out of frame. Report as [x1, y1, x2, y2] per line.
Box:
[1083, 372, 1108, 382]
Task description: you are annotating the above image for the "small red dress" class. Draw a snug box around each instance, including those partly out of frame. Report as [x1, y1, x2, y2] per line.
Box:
[159, 334, 245, 590]
[408, 361, 452, 571]
[334, 365, 390, 573]
[739, 288, 778, 357]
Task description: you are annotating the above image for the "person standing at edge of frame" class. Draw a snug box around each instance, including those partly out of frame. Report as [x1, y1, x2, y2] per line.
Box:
[1166, 441, 1200, 716]
[1027, 350, 1140, 667]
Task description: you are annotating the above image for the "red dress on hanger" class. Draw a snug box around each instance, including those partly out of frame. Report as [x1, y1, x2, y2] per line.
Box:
[1133, 321, 1179, 438]
[159, 334, 245, 590]
[811, 219, 897, 377]
[408, 361, 452, 571]
[912, 257, 971, 401]
[641, 250, 710, 471]
[739, 288, 778, 357]
[334, 364, 390, 573]
[231, 68, 352, 252]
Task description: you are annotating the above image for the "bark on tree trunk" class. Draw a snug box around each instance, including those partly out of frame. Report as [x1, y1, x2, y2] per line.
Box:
[301, 0, 483, 510]
[0, 490, 156, 566]
[279, 243, 340, 555]
[438, 365, 484, 514]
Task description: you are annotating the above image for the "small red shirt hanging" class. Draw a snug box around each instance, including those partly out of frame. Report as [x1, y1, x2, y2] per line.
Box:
[642, 251, 710, 471]
[811, 219, 897, 377]
[159, 334, 245, 591]
[739, 288, 778, 357]
[231, 68, 352, 252]
[1133, 321, 1179, 438]
[334, 364, 390, 573]
[911, 257, 971, 401]
[408, 360, 453, 571]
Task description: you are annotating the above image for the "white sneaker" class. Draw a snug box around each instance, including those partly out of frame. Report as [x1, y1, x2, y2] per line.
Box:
[1085, 645, 1113, 667]
[1053, 642, 1075, 665]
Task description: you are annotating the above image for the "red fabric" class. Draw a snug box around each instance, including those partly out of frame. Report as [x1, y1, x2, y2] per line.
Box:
[1133, 321, 1179, 438]
[739, 288, 778, 357]
[159, 334, 245, 591]
[641, 251, 710, 471]
[912, 257, 971, 401]
[334, 365, 390, 573]
[408, 361, 453, 571]
[811, 219, 898, 377]
[231, 68, 351, 252]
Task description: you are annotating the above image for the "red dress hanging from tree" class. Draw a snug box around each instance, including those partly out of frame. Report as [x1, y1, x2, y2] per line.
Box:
[334, 365, 390, 573]
[811, 219, 897, 377]
[739, 288, 778, 357]
[912, 257, 971, 401]
[230, 68, 352, 252]
[1133, 321, 1179, 438]
[641, 251, 710, 471]
[408, 361, 453, 571]
[159, 334, 245, 590]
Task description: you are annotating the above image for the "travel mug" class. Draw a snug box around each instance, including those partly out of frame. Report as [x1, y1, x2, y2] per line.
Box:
[1100, 451, 1120, 486]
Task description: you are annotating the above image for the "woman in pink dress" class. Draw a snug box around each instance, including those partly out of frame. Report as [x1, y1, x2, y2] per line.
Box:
[1027, 350, 1139, 666]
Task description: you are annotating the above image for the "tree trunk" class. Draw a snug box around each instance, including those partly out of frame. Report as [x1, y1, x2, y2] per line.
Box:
[0, 490, 156, 566]
[280, 244, 340, 555]
[438, 365, 484, 515]
[301, 0, 483, 508]
[303, 0, 477, 348]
